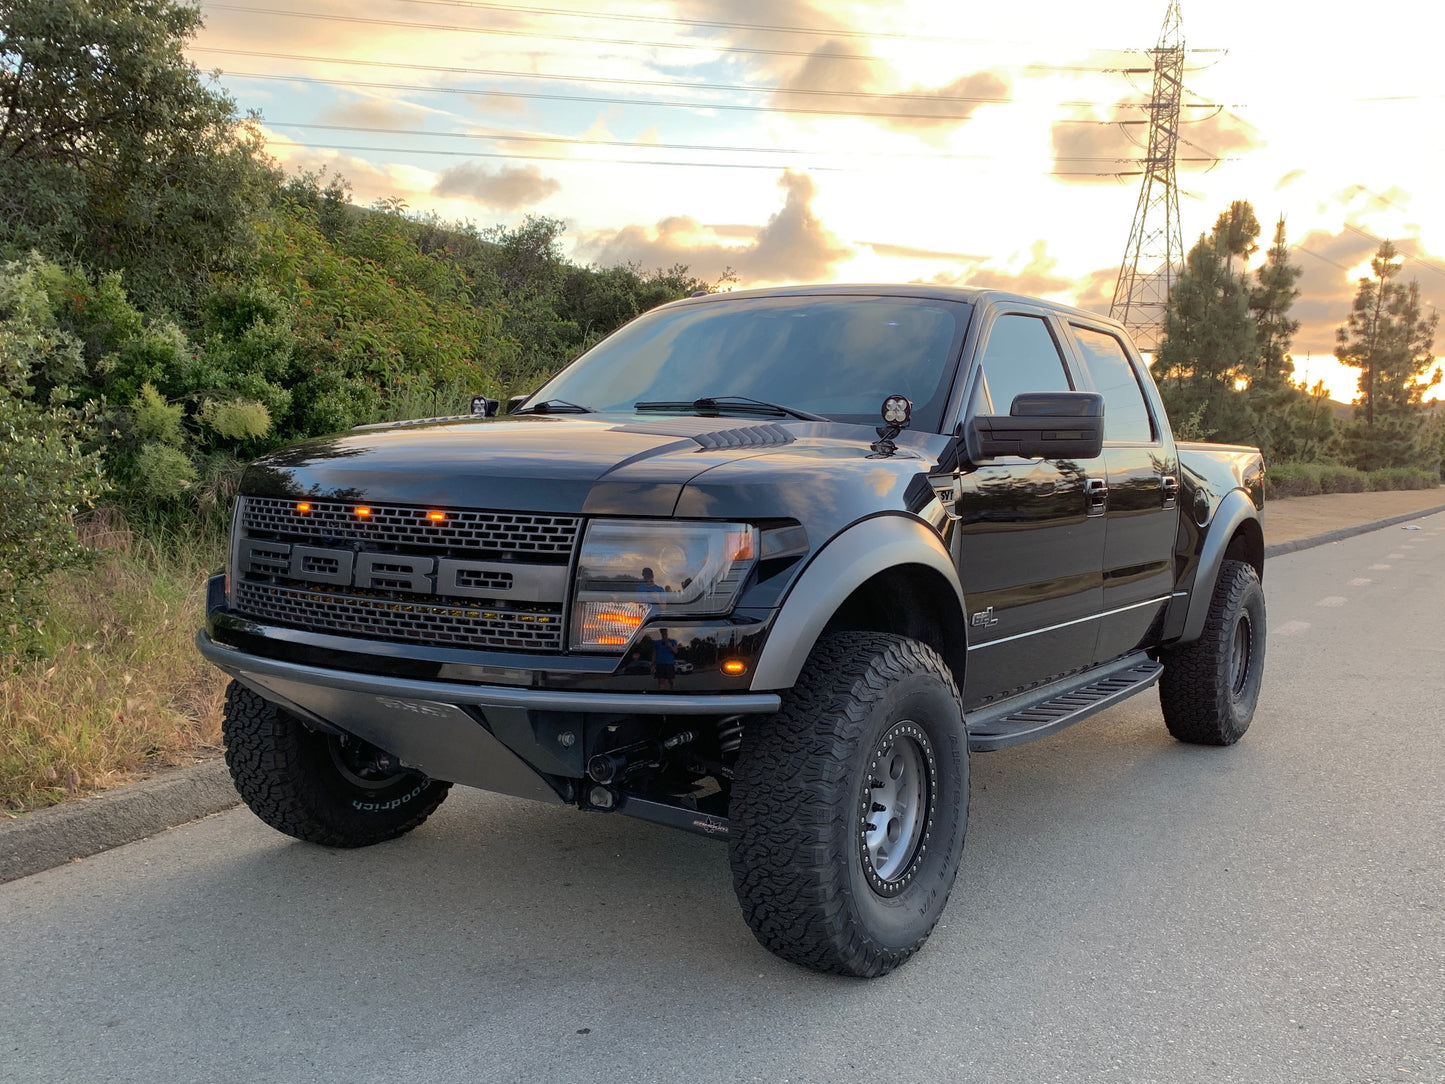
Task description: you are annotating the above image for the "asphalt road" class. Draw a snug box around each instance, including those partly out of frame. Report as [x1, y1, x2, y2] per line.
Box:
[3, 515, 1442, 1084]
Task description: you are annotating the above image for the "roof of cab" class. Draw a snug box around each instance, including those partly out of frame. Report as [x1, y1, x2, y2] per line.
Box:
[669, 282, 1123, 332]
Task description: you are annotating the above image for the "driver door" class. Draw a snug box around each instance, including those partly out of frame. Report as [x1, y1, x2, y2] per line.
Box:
[948, 309, 1106, 710]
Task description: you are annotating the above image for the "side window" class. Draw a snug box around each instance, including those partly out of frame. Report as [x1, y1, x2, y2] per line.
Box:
[977, 315, 1072, 414]
[1071, 326, 1155, 443]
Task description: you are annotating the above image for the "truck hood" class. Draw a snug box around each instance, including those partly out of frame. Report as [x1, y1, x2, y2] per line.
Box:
[239, 413, 950, 518]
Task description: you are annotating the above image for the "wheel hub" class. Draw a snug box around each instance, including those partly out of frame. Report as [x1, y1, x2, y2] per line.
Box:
[857, 721, 936, 898]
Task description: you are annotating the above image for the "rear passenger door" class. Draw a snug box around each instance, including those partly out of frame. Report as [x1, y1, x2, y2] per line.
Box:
[1066, 323, 1180, 662]
[951, 308, 1106, 709]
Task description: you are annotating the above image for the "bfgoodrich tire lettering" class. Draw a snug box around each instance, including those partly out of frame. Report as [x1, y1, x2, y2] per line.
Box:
[221, 681, 451, 847]
[728, 632, 969, 977]
[1160, 559, 1266, 745]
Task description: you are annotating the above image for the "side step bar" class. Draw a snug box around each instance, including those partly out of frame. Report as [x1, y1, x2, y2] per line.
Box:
[965, 652, 1164, 752]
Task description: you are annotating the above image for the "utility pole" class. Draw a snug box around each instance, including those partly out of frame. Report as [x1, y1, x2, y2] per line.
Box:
[1110, 0, 1186, 352]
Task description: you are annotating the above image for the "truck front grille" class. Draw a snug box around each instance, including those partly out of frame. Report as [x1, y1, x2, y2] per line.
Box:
[240, 497, 579, 556]
[233, 581, 564, 652]
[231, 497, 579, 653]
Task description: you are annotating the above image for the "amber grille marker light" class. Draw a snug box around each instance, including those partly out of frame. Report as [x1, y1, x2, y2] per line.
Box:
[427, 510, 446, 522]
[295, 502, 311, 514]
[355, 506, 371, 517]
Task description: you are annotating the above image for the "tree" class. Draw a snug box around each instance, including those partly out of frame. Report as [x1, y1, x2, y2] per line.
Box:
[1154, 203, 1261, 442]
[1211, 200, 1261, 272]
[1336, 240, 1440, 425]
[1248, 216, 1303, 387]
[0, 0, 275, 311]
[1334, 241, 1440, 472]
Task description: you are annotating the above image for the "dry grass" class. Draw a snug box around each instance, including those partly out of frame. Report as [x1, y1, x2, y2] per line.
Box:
[0, 514, 230, 812]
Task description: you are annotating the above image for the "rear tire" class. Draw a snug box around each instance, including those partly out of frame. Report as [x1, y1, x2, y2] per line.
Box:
[728, 633, 969, 977]
[1160, 559, 1266, 746]
[222, 681, 451, 847]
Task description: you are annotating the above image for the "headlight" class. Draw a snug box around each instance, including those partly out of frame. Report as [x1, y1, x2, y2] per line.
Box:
[571, 520, 758, 651]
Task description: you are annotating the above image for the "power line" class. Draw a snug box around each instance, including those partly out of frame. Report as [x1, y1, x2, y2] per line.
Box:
[264, 119, 1232, 164]
[378, 0, 1198, 54]
[202, 5, 1217, 70]
[221, 69, 1156, 124]
[1339, 222, 1445, 281]
[266, 139, 835, 169]
[198, 47, 1012, 105]
[266, 137, 1141, 177]
[194, 46, 1238, 111]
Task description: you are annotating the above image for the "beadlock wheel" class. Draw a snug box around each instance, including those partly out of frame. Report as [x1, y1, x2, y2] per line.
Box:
[728, 632, 969, 978]
[858, 722, 936, 896]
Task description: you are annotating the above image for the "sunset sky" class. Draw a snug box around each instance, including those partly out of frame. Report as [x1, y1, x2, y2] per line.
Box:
[189, 0, 1445, 402]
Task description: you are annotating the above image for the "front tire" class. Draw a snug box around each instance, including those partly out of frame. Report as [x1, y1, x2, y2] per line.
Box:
[222, 681, 451, 847]
[728, 633, 969, 978]
[1160, 559, 1266, 745]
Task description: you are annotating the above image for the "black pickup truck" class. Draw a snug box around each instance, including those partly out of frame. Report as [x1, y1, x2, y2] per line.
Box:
[198, 285, 1266, 977]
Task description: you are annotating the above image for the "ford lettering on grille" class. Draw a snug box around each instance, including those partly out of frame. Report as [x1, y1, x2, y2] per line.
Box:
[238, 538, 565, 602]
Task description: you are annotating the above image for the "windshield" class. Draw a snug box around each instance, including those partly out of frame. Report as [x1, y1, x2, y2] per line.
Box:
[529, 295, 972, 432]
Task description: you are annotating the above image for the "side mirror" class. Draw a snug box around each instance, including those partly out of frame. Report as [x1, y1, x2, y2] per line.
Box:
[470, 396, 500, 418]
[967, 391, 1104, 462]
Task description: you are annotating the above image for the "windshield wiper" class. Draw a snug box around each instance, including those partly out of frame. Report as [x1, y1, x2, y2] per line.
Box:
[514, 398, 592, 414]
[635, 396, 825, 421]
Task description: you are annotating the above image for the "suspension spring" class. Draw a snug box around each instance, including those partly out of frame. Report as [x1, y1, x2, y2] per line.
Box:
[716, 715, 744, 756]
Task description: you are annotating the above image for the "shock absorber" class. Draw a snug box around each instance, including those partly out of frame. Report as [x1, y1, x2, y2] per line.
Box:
[586, 731, 699, 785]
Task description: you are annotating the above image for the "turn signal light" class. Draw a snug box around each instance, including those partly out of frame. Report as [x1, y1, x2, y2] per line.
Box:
[427, 510, 446, 522]
[726, 530, 755, 561]
[575, 601, 651, 649]
[355, 506, 371, 518]
[295, 502, 311, 514]
[722, 659, 748, 676]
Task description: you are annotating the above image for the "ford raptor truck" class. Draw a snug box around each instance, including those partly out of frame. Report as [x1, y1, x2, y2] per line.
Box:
[198, 285, 1266, 978]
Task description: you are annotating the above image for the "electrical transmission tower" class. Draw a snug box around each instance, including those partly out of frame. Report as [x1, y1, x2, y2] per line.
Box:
[1110, 0, 1186, 352]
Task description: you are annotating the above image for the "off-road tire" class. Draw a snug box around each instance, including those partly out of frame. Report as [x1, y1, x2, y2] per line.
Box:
[1160, 559, 1266, 745]
[222, 681, 451, 847]
[728, 632, 969, 978]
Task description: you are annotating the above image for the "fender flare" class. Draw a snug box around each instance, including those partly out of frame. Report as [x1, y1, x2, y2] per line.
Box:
[749, 515, 965, 691]
[1176, 488, 1262, 644]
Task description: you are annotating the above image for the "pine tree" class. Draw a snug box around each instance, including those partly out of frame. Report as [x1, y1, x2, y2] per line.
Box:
[1155, 203, 1260, 442]
[1336, 241, 1440, 424]
[1249, 217, 1303, 387]
[1335, 241, 1440, 470]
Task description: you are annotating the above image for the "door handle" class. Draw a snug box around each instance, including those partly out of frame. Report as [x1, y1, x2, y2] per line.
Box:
[1160, 474, 1179, 508]
[1085, 477, 1108, 517]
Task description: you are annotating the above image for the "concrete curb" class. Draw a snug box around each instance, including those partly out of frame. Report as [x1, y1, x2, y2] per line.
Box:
[0, 759, 239, 885]
[3, 501, 1443, 886]
[1264, 503, 1445, 559]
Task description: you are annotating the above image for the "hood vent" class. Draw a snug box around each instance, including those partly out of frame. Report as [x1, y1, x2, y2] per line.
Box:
[610, 417, 795, 450]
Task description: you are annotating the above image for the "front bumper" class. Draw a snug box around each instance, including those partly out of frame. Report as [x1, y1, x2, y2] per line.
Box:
[198, 632, 780, 803]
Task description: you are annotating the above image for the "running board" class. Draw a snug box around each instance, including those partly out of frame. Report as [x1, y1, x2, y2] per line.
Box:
[965, 652, 1163, 752]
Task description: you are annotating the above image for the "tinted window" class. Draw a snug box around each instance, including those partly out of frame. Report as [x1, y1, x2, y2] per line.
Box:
[531, 296, 970, 432]
[1071, 326, 1155, 442]
[977, 315, 1072, 413]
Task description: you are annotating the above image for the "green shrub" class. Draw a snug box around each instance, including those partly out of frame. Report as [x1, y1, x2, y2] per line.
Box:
[1367, 467, 1437, 491]
[1263, 461, 1321, 498]
[130, 441, 197, 502]
[1266, 460, 1437, 499]
[0, 390, 106, 658]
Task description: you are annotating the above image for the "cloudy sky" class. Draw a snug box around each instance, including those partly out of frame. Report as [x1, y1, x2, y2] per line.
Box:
[190, 0, 1445, 401]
